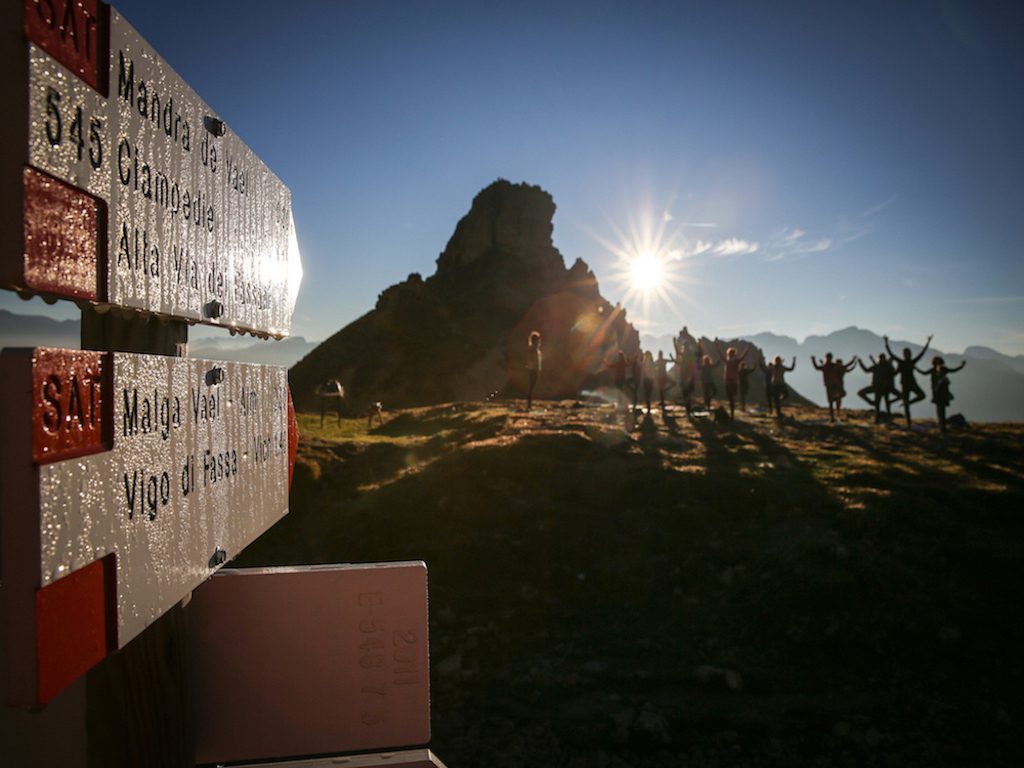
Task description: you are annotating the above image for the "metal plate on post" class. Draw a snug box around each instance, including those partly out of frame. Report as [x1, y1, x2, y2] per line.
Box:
[22, 0, 107, 94]
[1, 347, 295, 705]
[22, 166, 103, 300]
[9, 6, 302, 336]
[189, 562, 431, 765]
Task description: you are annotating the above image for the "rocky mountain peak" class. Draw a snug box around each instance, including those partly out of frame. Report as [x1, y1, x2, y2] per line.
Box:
[435, 179, 562, 281]
[290, 181, 639, 410]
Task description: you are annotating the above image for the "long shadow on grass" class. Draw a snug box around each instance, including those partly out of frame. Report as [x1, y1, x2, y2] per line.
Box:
[240, 413, 1024, 768]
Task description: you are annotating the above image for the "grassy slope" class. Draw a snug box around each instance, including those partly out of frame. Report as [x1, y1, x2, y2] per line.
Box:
[238, 403, 1024, 767]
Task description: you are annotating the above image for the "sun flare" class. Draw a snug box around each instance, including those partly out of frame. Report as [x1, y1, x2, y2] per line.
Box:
[583, 205, 697, 321]
[630, 251, 665, 293]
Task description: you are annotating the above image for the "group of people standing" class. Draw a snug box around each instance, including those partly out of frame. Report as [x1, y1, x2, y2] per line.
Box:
[669, 331, 797, 421]
[600, 330, 799, 422]
[818, 334, 965, 431]
[525, 328, 966, 432]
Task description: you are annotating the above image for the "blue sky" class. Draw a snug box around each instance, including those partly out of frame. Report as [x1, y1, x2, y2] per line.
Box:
[6, 0, 1023, 354]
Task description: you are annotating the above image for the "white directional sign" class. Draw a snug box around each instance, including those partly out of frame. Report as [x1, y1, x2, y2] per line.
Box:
[0, 347, 297, 705]
[4, 5, 302, 337]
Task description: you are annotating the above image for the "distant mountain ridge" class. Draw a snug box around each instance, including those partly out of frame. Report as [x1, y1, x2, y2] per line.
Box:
[0, 309, 316, 368]
[646, 326, 1022, 422]
[5, 310, 1020, 422]
[0, 309, 79, 348]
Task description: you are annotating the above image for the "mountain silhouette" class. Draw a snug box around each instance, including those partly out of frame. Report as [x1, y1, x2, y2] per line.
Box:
[290, 180, 641, 411]
[0, 309, 78, 348]
[0, 309, 315, 367]
[3, 300, 1020, 422]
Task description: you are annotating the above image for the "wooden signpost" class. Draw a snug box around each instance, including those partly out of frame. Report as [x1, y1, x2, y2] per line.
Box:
[3, 1, 302, 337]
[2, 3, 444, 767]
[0, 347, 296, 705]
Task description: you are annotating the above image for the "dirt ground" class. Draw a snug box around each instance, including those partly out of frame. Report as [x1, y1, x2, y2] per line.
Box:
[238, 400, 1024, 767]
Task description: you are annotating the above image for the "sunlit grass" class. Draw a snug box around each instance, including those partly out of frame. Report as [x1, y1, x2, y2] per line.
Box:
[295, 411, 438, 447]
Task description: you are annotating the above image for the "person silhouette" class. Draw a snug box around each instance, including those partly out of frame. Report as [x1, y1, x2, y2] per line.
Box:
[918, 355, 966, 433]
[857, 353, 896, 423]
[641, 350, 656, 413]
[885, 334, 932, 426]
[716, 341, 750, 421]
[696, 341, 721, 411]
[630, 352, 643, 415]
[656, 350, 673, 411]
[609, 350, 631, 411]
[811, 353, 840, 421]
[761, 355, 796, 418]
[758, 353, 774, 416]
[526, 331, 542, 410]
[738, 359, 756, 413]
[675, 337, 697, 415]
[812, 353, 858, 422]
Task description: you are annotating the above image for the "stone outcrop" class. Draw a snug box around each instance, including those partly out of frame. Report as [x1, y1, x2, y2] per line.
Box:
[290, 180, 640, 411]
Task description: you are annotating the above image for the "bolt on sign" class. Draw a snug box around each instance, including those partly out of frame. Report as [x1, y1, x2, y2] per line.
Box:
[0, 347, 299, 706]
[189, 563, 431, 765]
[1, 1, 302, 337]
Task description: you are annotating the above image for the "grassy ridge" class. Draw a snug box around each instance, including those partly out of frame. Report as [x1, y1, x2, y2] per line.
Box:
[239, 403, 1024, 767]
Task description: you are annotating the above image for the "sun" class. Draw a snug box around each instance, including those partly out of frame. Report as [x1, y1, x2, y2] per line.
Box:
[630, 250, 665, 293]
[598, 215, 691, 315]
[581, 202, 701, 324]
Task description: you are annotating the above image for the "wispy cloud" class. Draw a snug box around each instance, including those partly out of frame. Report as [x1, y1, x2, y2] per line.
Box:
[835, 225, 873, 247]
[862, 196, 897, 218]
[712, 238, 760, 256]
[763, 226, 843, 262]
[668, 239, 715, 259]
[761, 196, 891, 263]
[792, 238, 832, 254]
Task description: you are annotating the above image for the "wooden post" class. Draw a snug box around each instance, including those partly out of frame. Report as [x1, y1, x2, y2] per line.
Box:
[80, 308, 188, 357]
[81, 308, 193, 768]
[0, 675, 88, 768]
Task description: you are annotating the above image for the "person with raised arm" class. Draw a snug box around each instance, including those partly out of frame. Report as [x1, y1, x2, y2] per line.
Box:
[716, 341, 750, 421]
[833, 357, 859, 421]
[857, 353, 896, 423]
[918, 355, 966, 433]
[762, 355, 797, 419]
[697, 341, 721, 411]
[885, 333, 933, 426]
[812, 353, 859, 422]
